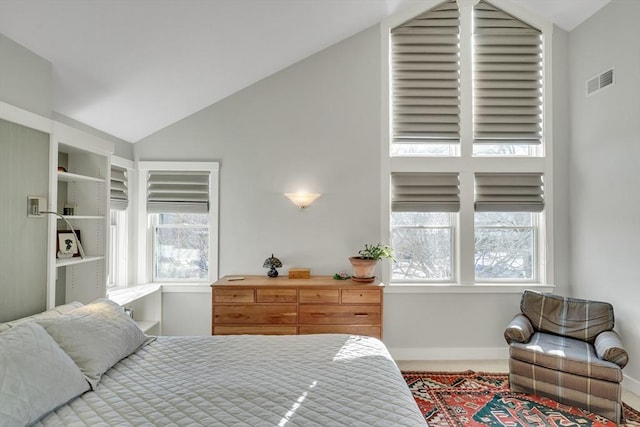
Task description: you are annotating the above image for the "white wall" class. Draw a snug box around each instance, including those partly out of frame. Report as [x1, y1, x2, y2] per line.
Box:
[0, 33, 51, 118]
[135, 26, 383, 335]
[0, 33, 51, 321]
[135, 20, 573, 357]
[568, 0, 640, 391]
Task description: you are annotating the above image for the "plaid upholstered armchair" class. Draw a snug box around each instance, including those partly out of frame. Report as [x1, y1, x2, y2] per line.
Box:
[505, 290, 629, 422]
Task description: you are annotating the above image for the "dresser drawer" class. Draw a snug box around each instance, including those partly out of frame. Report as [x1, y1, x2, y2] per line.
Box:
[341, 289, 381, 304]
[214, 305, 297, 324]
[299, 305, 381, 325]
[299, 325, 381, 339]
[213, 325, 297, 335]
[256, 288, 297, 303]
[299, 289, 339, 304]
[213, 288, 254, 303]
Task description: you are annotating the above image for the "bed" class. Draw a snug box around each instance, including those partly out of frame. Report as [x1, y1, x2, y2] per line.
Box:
[0, 299, 426, 426]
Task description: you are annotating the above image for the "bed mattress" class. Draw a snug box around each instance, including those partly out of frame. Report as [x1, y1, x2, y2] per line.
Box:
[35, 334, 426, 426]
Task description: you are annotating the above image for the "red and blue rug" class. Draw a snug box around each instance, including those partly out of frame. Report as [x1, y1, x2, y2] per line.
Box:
[403, 370, 640, 426]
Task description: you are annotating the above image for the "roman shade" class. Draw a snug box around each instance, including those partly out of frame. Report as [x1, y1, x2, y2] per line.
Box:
[392, 172, 460, 212]
[473, 1, 542, 144]
[110, 165, 128, 211]
[147, 171, 210, 214]
[474, 172, 544, 212]
[391, 0, 460, 144]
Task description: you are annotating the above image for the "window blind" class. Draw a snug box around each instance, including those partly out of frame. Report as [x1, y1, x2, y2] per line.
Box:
[391, 0, 460, 144]
[147, 171, 210, 214]
[475, 173, 544, 212]
[473, 1, 542, 144]
[110, 165, 128, 211]
[392, 172, 460, 212]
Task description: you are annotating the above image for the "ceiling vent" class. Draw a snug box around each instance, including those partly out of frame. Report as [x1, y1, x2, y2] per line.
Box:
[587, 68, 614, 96]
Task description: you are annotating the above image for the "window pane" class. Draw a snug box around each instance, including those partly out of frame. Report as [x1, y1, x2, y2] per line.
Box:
[392, 212, 451, 227]
[159, 213, 208, 225]
[391, 212, 453, 281]
[475, 212, 535, 280]
[154, 226, 208, 280]
[473, 144, 535, 157]
[475, 212, 532, 227]
[107, 211, 117, 288]
[391, 143, 458, 157]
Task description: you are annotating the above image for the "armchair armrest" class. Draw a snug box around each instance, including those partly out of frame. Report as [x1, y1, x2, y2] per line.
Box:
[504, 313, 534, 344]
[595, 330, 629, 368]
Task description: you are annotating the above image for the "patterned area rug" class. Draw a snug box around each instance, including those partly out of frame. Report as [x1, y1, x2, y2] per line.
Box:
[403, 370, 640, 426]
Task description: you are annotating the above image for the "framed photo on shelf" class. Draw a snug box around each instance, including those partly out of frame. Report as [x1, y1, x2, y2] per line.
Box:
[57, 230, 82, 258]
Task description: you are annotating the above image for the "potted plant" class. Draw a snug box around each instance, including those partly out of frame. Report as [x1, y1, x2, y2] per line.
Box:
[349, 243, 394, 282]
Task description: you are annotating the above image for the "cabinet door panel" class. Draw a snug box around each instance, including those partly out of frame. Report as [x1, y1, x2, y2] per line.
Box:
[256, 288, 297, 303]
[213, 289, 254, 303]
[299, 289, 339, 304]
[214, 305, 297, 324]
[299, 305, 381, 325]
[214, 325, 297, 335]
[341, 289, 381, 304]
[299, 325, 381, 338]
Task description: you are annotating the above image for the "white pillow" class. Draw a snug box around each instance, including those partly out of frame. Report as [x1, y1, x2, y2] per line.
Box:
[38, 298, 148, 389]
[0, 301, 83, 333]
[0, 322, 89, 426]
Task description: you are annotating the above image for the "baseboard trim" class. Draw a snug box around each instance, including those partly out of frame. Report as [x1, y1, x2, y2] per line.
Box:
[388, 346, 509, 361]
[389, 346, 640, 397]
[624, 373, 640, 397]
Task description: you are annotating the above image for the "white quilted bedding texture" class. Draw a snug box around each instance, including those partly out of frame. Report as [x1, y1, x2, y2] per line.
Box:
[35, 334, 427, 426]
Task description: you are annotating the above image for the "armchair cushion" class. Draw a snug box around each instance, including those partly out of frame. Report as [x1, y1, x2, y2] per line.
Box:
[520, 290, 614, 343]
[504, 313, 534, 344]
[510, 332, 623, 383]
[595, 331, 629, 369]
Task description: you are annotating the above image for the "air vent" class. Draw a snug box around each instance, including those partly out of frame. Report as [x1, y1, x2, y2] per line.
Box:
[587, 68, 614, 95]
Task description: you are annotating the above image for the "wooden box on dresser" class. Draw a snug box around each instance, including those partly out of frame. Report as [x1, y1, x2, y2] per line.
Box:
[211, 275, 383, 339]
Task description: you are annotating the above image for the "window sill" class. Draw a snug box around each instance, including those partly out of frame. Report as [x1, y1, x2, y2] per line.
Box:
[384, 283, 555, 294]
[161, 283, 211, 293]
[108, 283, 161, 305]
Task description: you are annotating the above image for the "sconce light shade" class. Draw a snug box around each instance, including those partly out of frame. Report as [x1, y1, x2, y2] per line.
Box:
[284, 192, 321, 209]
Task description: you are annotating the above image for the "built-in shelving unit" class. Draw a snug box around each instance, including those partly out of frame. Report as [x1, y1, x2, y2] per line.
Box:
[46, 122, 114, 308]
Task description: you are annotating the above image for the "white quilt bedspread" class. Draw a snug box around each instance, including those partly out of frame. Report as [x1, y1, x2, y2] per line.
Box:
[36, 334, 426, 426]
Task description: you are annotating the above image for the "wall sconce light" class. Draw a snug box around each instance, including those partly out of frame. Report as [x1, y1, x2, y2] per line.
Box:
[28, 196, 86, 259]
[284, 192, 321, 209]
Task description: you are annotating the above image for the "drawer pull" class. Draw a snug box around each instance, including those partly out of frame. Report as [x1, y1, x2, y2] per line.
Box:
[310, 313, 326, 317]
[354, 313, 369, 317]
[229, 313, 244, 319]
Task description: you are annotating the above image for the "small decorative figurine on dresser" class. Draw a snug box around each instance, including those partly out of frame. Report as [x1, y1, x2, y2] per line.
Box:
[263, 254, 282, 277]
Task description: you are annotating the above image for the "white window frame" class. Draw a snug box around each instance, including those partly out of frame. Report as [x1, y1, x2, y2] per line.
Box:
[107, 209, 128, 288]
[136, 161, 219, 284]
[381, 0, 555, 289]
[107, 155, 134, 289]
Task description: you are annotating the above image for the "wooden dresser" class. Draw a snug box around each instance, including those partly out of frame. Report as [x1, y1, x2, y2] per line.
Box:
[211, 275, 383, 339]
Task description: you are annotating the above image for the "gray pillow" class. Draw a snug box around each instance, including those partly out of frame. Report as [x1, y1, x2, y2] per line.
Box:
[38, 298, 148, 389]
[0, 322, 89, 426]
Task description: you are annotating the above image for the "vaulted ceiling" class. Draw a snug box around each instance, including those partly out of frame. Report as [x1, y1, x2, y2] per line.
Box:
[0, 0, 610, 142]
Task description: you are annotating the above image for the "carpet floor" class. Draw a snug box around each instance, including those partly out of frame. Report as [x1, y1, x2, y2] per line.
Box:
[403, 370, 640, 426]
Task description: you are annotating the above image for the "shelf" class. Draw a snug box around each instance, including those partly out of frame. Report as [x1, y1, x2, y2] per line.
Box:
[57, 215, 105, 220]
[135, 320, 160, 334]
[56, 255, 104, 267]
[58, 171, 105, 183]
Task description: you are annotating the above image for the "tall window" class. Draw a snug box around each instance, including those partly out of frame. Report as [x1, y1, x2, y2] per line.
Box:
[388, 0, 549, 285]
[108, 162, 130, 288]
[138, 162, 219, 283]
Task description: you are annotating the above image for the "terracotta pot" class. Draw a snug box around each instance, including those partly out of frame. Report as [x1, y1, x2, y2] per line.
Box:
[348, 257, 378, 278]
